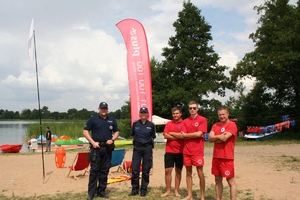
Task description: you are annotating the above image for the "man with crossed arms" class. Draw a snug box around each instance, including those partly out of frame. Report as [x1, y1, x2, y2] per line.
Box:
[161, 106, 184, 198]
[209, 106, 238, 200]
[171, 101, 207, 200]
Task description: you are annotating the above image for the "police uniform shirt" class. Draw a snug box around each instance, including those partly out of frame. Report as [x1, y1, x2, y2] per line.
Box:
[84, 115, 119, 142]
[131, 120, 156, 144]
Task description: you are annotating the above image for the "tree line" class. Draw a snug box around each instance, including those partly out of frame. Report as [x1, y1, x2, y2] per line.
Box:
[0, 105, 129, 121]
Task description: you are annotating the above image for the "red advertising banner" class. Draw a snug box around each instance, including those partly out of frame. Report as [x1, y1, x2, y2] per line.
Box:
[116, 19, 152, 123]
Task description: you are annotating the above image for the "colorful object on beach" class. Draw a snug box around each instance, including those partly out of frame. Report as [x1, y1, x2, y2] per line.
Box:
[67, 152, 90, 180]
[36, 144, 89, 153]
[55, 147, 66, 168]
[244, 115, 296, 141]
[114, 140, 133, 147]
[107, 174, 131, 184]
[55, 138, 85, 145]
[0, 144, 23, 153]
[59, 135, 69, 141]
[122, 160, 142, 174]
[36, 135, 46, 143]
[37, 134, 57, 143]
[54, 138, 133, 147]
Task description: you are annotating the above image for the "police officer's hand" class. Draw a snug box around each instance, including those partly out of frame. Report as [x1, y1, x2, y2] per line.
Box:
[92, 141, 100, 148]
[106, 139, 114, 145]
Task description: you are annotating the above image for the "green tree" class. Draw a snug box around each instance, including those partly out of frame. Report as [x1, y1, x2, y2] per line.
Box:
[67, 108, 78, 119]
[0, 109, 18, 119]
[152, 0, 230, 118]
[230, 0, 300, 115]
[78, 108, 96, 119]
[30, 109, 40, 119]
[109, 109, 121, 119]
[224, 83, 245, 130]
[150, 57, 171, 117]
[21, 109, 31, 119]
[50, 111, 61, 120]
[109, 100, 130, 120]
[120, 100, 130, 119]
[42, 106, 50, 119]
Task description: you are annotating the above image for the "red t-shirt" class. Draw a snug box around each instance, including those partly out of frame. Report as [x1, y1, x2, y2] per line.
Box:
[211, 121, 237, 159]
[163, 119, 184, 153]
[182, 115, 207, 156]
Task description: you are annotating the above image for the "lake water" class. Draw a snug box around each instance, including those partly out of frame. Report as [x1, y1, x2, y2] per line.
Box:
[0, 121, 36, 153]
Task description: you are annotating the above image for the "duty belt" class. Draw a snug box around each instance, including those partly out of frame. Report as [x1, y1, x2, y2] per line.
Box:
[134, 141, 152, 147]
[99, 142, 108, 147]
[90, 141, 108, 148]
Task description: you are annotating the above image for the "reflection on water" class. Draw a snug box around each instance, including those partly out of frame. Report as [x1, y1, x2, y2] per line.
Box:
[0, 121, 37, 153]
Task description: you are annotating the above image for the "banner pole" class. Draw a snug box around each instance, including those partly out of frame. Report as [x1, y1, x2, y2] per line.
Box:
[33, 30, 46, 180]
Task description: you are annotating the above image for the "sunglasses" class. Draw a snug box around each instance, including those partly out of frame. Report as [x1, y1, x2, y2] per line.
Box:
[189, 107, 197, 110]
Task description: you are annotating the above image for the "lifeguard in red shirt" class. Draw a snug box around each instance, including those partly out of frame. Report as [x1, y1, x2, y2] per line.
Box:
[161, 107, 184, 198]
[176, 101, 207, 200]
[209, 106, 238, 200]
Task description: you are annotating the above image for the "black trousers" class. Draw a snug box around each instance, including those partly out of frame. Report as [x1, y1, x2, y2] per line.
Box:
[131, 144, 153, 193]
[88, 147, 112, 196]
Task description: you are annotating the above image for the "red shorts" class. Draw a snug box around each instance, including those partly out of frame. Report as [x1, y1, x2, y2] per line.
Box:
[211, 158, 234, 178]
[183, 154, 204, 167]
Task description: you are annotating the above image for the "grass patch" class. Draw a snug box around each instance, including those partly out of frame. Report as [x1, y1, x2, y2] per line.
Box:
[274, 154, 300, 172]
[0, 185, 257, 200]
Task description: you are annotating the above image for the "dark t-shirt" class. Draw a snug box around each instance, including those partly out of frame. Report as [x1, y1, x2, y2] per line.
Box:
[46, 130, 52, 140]
[131, 119, 156, 144]
[84, 114, 119, 142]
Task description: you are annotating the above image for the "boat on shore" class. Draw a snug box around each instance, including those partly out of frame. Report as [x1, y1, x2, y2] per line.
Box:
[54, 136, 133, 147]
[244, 131, 280, 141]
[244, 115, 295, 141]
[35, 144, 90, 153]
[0, 144, 23, 153]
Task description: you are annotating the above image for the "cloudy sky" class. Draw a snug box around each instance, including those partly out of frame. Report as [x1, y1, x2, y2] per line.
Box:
[0, 0, 296, 113]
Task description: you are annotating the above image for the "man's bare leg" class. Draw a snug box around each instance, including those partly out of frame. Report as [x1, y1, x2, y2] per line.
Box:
[174, 167, 182, 197]
[161, 168, 172, 197]
[197, 166, 205, 200]
[227, 177, 237, 200]
[215, 176, 223, 200]
[183, 166, 193, 200]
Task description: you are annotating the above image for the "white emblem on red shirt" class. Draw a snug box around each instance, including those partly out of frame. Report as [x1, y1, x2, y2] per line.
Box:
[221, 127, 225, 132]
[194, 122, 199, 127]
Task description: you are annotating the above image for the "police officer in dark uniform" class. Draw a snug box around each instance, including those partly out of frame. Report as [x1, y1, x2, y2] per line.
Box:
[83, 102, 120, 200]
[128, 107, 156, 197]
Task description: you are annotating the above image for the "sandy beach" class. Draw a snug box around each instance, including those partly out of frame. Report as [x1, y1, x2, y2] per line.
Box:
[0, 144, 299, 199]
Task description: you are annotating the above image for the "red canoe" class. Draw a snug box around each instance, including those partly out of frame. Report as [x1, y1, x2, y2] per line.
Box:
[0, 144, 23, 153]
